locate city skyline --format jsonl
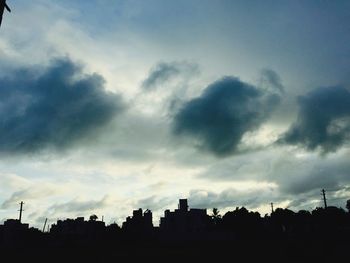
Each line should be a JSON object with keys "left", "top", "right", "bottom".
{"left": 2, "top": 197, "right": 348, "bottom": 231}
{"left": 0, "top": 0, "right": 350, "bottom": 229}
{"left": 1, "top": 188, "right": 346, "bottom": 228}
{"left": 2, "top": 197, "right": 349, "bottom": 262}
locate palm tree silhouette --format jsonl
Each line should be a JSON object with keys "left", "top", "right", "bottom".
{"left": 0, "top": 0, "right": 11, "bottom": 28}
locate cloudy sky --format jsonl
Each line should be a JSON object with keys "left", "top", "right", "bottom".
{"left": 0, "top": 0, "right": 350, "bottom": 227}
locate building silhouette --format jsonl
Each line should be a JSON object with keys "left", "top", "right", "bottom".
{"left": 160, "top": 199, "right": 210, "bottom": 233}
{"left": 50, "top": 217, "right": 105, "bottom": 236}
{"left": 122, "top": 208, "right": 153, "bottom": 233}
{"left": 0, "top": 219, "right": 43, "bottom": 249}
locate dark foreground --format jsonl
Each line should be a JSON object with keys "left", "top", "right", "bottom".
{"left": 1, "top": 204, "right": 349, "bottom": 262}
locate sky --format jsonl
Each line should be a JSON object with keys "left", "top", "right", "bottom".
{"left": 0, "top": 0, "right": 350, "bottom": 228}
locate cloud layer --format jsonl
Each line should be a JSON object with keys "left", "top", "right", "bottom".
{"left": 142, "top": 61, "right": 199, "bottom": 90}
{"left": 173, "top": 76, "right": 281, "bottom": 156}
{"left": 280, "top": 86, "right": 350, "bottom": 153}
{"left": 0, "top": 58, "right": 124, "bottom": 154}
{"left": 49, "top": 196, "right": 110, "bottom": 214}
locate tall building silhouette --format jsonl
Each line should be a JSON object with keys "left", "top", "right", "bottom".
{"left": 122, "top": 208, "right": 153, "bottom": 232}
{"left": 160, "top": 199, "right": 210, "bottom": 233}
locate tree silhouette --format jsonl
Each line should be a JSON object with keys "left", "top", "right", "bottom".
{"left": 346, "top": 199, "right": 350, "bottom": 212}
{"left": 211, "top": 208, "right": 222, "bottom": 226}
{"left": 0, "top": 1, "right": 11, "bottom": 28}
{"left": 89, "top": 214, "right": 98, "bottom": 221}
{"left": 211, "top": 208, "right": 221, "bottom": 218}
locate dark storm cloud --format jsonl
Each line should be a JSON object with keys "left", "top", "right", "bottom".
{"left": 0, "top": 58, "right": 125, "bottom": 154}
{"left": 260, "top": 69, "right": 284, "bottom": 93}
{"left": 280, "top": 86, "right": 350, "bottom": 153}
{"left": 142, "top": 61, "right": 199, "bottom": 90}
{"left": 173, "top": 77, "right": 281, "bottom": 156}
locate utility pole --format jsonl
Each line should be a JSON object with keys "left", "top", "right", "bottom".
{"left": 18, "top": 201, "right": 24, "bottom": 223}
{"left": 42, "top": 218, "right": 48, "bottom": 232}
{"left": 321, "top": 189, "right": 328, "bottom": 209}
{"left": 270, "top": 202, "right": 274, "bottom": 214}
